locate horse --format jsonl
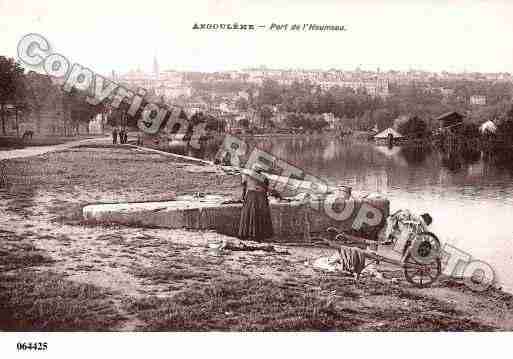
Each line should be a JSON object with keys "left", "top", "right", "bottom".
{"left": 22, "top": 130, "right": 34, "bottom": 141}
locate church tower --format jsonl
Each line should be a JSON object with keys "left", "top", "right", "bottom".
{"left": 153, "top": 55, "right": 160, "bottom": 80}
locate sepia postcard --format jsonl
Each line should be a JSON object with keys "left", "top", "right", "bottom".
{"left": 1, "top": 0, "right": 513, "bottom": 357}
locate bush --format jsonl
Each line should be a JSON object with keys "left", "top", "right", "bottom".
{"left": 461, "top": 122, "right": 480, "bottom": 139}
{"left": 396, "top": 116, "right": 429, "bottom": 139}
{"left": 498, "top": 106, "right": 513, "bottom": 142}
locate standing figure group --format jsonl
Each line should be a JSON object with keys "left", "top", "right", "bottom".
{"left": 120, "top": 127, "right": 128, "bottom": 144}
{"left": 112, "top": 127, "right": 128, "bottom": 145}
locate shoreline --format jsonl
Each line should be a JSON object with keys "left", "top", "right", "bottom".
{"left": 1, "top": 140, "right": 512, "bottom": 331}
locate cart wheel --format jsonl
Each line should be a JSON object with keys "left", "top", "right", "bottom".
{"left": 403, "top": 253, "right": 442, "bottom": 288}
{"left": 408, "top": 232, "right": 441, "bottom": 264}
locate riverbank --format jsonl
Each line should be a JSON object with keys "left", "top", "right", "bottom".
{"left": 0, "top": 135, "right": 102, "bottom": 151}
{"left": 239, "top": 132, "right": 336, "bottom": 139}
{"left": 1, "top": 143, "right": 513, "bottom": 331}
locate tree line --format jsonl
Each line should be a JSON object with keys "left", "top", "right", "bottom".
{"left": 250, "top": 78, "right": 513, "bottom": 140}
{"left": 0, "top": 56, "right": 106, "bottom": 137}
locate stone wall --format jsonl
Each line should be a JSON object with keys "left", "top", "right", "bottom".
{"left": 83, "top": 195, "right": 390, "bottom": 242}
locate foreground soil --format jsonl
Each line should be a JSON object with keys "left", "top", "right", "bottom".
{"left": 1, "top": 144, "right": 512, "bottom": 331}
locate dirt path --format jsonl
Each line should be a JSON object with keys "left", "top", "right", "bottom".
{"left": 0, "top": 136, "right": 111, "bottom": 160}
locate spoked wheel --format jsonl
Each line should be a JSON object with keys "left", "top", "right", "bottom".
{"left": 403, "top": 254, "right": 442, "bottom": 288}
{"left": 403, "top": 232, "right": 442, "bottom": 288}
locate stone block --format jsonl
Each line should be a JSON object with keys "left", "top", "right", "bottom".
{"left": 83, "top": 194, "right": 389, "bottom": 242}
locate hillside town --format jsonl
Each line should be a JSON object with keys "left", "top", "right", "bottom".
{"left": 3, "top": 55, "right": 513, "bottom": 147}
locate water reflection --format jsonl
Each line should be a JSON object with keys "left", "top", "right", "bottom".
{"left": 186, "top": 136, "right": 513, "bottom": 202}
{"left": 400, "top": 146, "right": 432, "bottom": 166}
{"left": 188, "top": 137, "right": 513, "bottom": 200}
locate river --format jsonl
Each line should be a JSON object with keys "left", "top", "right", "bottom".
{"left": 256, "top": 136, "right": 513, "bottom": 292}
{"left": 182, "top": 135, "right": 513, "bottom": 292}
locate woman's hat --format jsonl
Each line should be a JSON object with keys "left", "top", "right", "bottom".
{"left": 421, "top": 213, "right": 433, "bottom": 226}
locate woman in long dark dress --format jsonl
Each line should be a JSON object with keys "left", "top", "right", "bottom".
{"left": 238, "top": 165, "right": 274, "bottom": 242}
{"left": 112, "top": 127, "right": 118, "bottom": 144}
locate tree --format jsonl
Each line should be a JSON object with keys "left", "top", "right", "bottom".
{"left": 310, "top": 116, "right": 329, "bottom": 131}
{"left": 65, "top": 88, "right": 106, "bottom": 135}
{"left": 257, "top": 79, "right": 282, "bottom": 106}
{"left": 13, "top": 80, "right": 29, "bottom": 137}
{"left": 358, "top": 110, "right": 374, "bottom": 131}
{"left": 235, "top": 97, "right": 249, "bottom": 111}
{"left": 470, "top": 100, "right": 510, "bottom": 125}
{"left": 259, "top": 105, "right": 274, "bottom": 127}
{"left": 460, "top": 122, "right": 480, "bottom": 139}
{"left": 498, "top": 105, "right": 513, "bottom": 142}
{"left": 205, "top": 115, "right": 226, "bottom": 132}
{"left": 239, "top": 118, "right": 250, "bottom": 129}
{"left": 0, "top": 56, "right": 25, "bottom": 135}
{"left": 24, "top": 72, "right": 53, "bottom": 134}
{"left": 284, "top": 113, "right": 302, "bottom": 128}
{"left": 372, "top": 108, "right": 396, "bottom": 131}
{"left": 396, "top": 116, "right": 429, "bottom": 139}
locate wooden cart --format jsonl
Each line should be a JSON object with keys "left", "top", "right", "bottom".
{"left": 310, "top": 226, "right": 442, "bottom": 288}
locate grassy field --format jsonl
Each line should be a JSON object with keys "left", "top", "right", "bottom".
{"left": 1, "top": 144, "right": 513, "bottom": 331}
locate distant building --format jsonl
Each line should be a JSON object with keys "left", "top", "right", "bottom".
{"left": 237, "top": 91, "right": 250, "bottom": 101}
{"left": 435, "top": 111, "right": 464, "bottom": 132}
{"left": 470, "top": 95, "right": 486, "bottom": 106}
{"left": 321, "top": 112, "right": 340, "bottom": 130}
{"left": 440, "top": 88, "right": 455, "bottom": 99}
{"left": 153, "top": 56, "right": 160, "bottom": 80}
{"left": 222, "top": 113, "right": 238, "bottom": 132}
{"left": 155, "top": 85, "right": 192, "bottom": 99}
{"left": 319, "top": 78, "right": 389, "bottom": 98}
{"left": 184, "top": 101, "right": 208, "bottom": 116}
{"left": 218, "top": 102, "right": 230, "bottom": 113}
{"left": 115, "top": 61, "right": 188, "bottom": 98}
{"left": 374, "top": 128, "right": 404, "bottom": 140}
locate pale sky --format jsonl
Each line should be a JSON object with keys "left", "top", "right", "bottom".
{"left": 1, "top": 0, "right": 513, "bottom": 75}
